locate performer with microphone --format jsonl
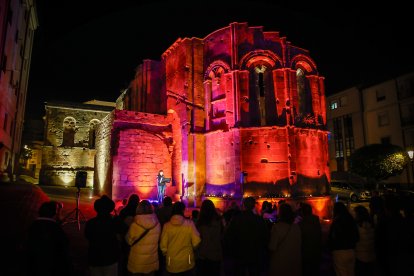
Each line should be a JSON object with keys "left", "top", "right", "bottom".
{"left": 157, "top": 170, "right": 171, "bottom": 204}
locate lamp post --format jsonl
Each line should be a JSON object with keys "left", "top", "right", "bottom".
{"left": 408, "top": 149, "right": 414, "bottom": 189}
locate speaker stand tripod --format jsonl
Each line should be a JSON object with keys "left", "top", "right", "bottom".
{"left": 62, "top": 186, "right": 87, "bottom": 231}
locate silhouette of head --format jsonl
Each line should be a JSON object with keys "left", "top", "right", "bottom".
{"left": 136, "top": 200, "right": 153, "bottom": 215}
{"left": 127, "top": 194, "right": 140, "bottom": 206}
{"left": 354, "top": 205, "right": 371, "bottom": 224}
{"left": 300, "top": 202, "right": 313, "bottom": 217}
{"left": 94, "top": 195, "right": 115, "bottom": 215}
{"left": 38, "top": 201, "right": 58, "bottom": 218}
{"left": 172, "top": 201, "right": 186, "bottom": 216}
{"left": 199, "top": 199, "right": 218, "bottom": 223}
{"left": 163, "top": 196, "right": 173, "bottom": 207}
{"left": 278, "top": 203, "right": 295, "bottom": 224}
{"left": 333, "top": 202, "right": 349, "bottom": 218}
{"left": 242, "top": 196, "right": 256, "bottom": 211}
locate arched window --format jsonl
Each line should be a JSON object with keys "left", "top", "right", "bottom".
{"left": 296, "top": 68, "right": 312, "bottom": 115}
{"left": 89, "top": 119, "right": 100, "bottom": 149}
{"left": 246, "top": 62, "right": 277, "bottom": 127}
{"left": 204, "top": 62, "right": 230, "bottom": 131}
{"left": 208, "top": 66, "right": 226, "bottom": 101}
{"left": 61, "top": 117, "right": 76, "bottom": 147}
{"left": 255, "top": 65, "right": 267, "bottom": 126}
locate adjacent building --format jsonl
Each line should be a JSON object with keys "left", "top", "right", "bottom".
{"left": 40, "top": 100, "right": 115, "bottom": 187}
{"left": 327, "top": 72, "right": 414, "bottom": 184}
{"left": 20, "top": 118, "right": 43, "bottom": 178}
{"left": 0, "top": 0, "right": 38, "bottom": 179}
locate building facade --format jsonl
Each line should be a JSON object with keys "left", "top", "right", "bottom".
{"left": 40, "top": 100, "right": 115, "bottom": 187}
{"left": 0, "top": 0, "right": 37, "bottom": 179}
{"left": 96, "top": 22, "right": 331, "bottom": 214}
{"left": 327, "top": 72, "right": 414, "bottom": 184}
{"left": 20, "top": 118, "right": 43, "bottom": 178}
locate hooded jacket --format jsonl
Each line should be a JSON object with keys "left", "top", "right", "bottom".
{"left": 125, "top": 213, "right": 161, "bottom": 274}
{"left": 160, "top": 214, "right": 201, "bottom": 273}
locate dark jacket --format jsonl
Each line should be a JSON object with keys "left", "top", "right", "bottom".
{"left": 84, "top": 213, "right": 121, "bottom": 266}
{"left": 26, "top": 218, "right": 73, "bottom": 276}
{"left": 196, "top": 218, "right": 224, "bottom": 261}
{"left": 328, "top": 215, "right": 359, "bottom": 251}
{"left": 223, "top": 210, "right": 269, "bottom": 263}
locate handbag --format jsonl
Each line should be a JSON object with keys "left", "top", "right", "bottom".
{"left": 275, "top": 224, "right": 292, "bottom": 251}
{"left": 130, "top": 223, "right": 158, "bottom": 247}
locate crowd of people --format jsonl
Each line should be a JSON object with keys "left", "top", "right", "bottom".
{"left": 23, "top": 190, "right": 414, "bottom": 276}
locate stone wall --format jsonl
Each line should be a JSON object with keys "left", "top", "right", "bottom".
{"left": 109, "top": 110, "right": 178, "bottom": 201}
{"left": 40, "top": 103, "right": 112, "bottom": 187}
{"left": 94, "top": 112, "right": 114, "bottom": 195}
{"left": 40, "top": 146, "right": 95, "bottom": 187}
{"left": 44, "top": 106, "right": 110, "bottom": 147}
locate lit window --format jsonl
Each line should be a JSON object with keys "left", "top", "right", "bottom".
{"left": 331, "top": 101, "right": 338, "bottom": 110}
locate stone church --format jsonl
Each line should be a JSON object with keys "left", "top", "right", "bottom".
{"left": 94, "top": 22, "right": 331, "bottom": 213}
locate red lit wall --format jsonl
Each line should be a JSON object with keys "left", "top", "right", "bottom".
{"left": 113, "top": 22, "right": 331, "bottom": 209}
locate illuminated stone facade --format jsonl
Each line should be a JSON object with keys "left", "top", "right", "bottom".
{"left": 99, "top": 22, "right": 331, "bottom": 216}
{"left": 40, "top": 101, "right": 114, "bottom": 187}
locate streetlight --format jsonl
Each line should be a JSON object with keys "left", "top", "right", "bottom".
{"left": 408, "top": 149, "right": 414, "bottom": 188}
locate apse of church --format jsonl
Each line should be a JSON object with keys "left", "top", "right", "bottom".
{"left": 98, "top": 22, "right": 330, "bottom": 214}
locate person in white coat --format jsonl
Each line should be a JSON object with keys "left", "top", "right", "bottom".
{"left": 126, "top": 200, "right": 161, "bottom": 276}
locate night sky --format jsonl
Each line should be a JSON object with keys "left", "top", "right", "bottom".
{"left": 26, "top": 0, "right": 414, "bottom": 120}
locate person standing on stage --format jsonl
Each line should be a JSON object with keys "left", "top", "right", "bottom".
{"left": 157, "top": 170, "right": 166, "bottom": 204}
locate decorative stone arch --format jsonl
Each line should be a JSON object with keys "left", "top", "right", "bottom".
{"left": 204, "top": 61, "right": 231, "bottom": 130}
{"left": 290, "top": 55, "right": 317, "bottom": 122}
{"left": 290, "top": 54, "right": 318, "bottom": 74}
{"left": 239, "top": 50, "right": 282, "bottom": 70}
{"left": 88, "top": 119, "right": 101, "bottom": 148}
{"left": 111, "top": 124, "right": 174, "bottom": 156}
{"left": 204, "top": 60, "right": 231, "bottom": 80}
{"left": 61, "top": 116, "right": 76, "bottom": 147}
{"left": 239, "top": 50, "right": 281, "bottom": 126}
